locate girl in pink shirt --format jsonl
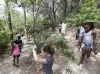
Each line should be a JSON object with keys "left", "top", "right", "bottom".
{"left": 11, "top": 36, "right": 22, "bottom": 67}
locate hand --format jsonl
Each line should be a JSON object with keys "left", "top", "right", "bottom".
{"left": 33, "top": 45, "right": 37, "bottom": 50}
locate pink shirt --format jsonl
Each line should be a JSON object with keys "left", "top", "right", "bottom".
{"left": 12, "top": 44, "right": 20, "bottom": 56}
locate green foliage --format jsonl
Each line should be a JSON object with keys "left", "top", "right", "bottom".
{"left": 41, "top": 17, "right": 50, "bottom": 24}
{"left": 46, "top": 35, "right": 74, "bottom": 60}
{"left": 64, "top": 49, "right": 74, "bottom": 60}
{"left": 54, "top": 35, "right": 68, "bottom": 51}
{"left": 0, "top": 19, "right": 11, "bottom": 49}
{"left": 34, "top": 29, "right": 52, "bottom": 54}
{"left": 66, "top": 0, "right": 100, "bottom": 26}
{"left": 66, "top": 68, "right": 72, "bottom": 74}
{"left": 0, "top": 30, "right": 11, "bottom": 48}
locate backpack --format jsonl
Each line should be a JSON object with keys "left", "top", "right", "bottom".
{"left": 12, "top": 44, "right": 20, "bottom": 56}
{"left": 76, "top": 26, "right": 81, "bottom": 40}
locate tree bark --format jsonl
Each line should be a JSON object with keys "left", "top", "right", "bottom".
{"left": 8, "top": 12, "right": 13, "bottom": 41}
{"left": 51, "top": 0, "right": 57, "bottom": 31}
{"left": 23, "top": 6, "right": 28, "bottom": 41}
{"left": 21, "top": 2, "right": 28, "bottom": 41}
{"left": 63, "top": 0, "right": 67, "bottom": 19}
{"left": 29, "top": 0, "right": 36, "bottom": 42}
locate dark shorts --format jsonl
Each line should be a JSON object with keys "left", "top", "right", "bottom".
{"left": 13, "top": 54, "right": 20, "bottom": 58}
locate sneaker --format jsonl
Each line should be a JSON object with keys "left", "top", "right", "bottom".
{"left": 16, "top": 64, "right": 19, "bottom": 67}
{"left": 13, "top": 63, "right": 16, "bottom": 66}
{"left": 86, "top": 57, "right": 89, "bottom": 63}
{"left": 79, "top": 64, "right": 83, "bottom": 70}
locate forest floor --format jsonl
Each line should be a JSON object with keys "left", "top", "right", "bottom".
{"left": 0, "top": 27, "right": 100, "bottom": 74}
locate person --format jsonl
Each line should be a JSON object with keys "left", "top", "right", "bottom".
{"left": 58, "top": 22, "right": 62, "bottom": 33}
{"left": 16, "top": 32, "right": 21, "bottom": 40}
{"left": 13, "top": 36, "right": 22, "bottom": 53}
{"left": 21, "top": 34, "right": 25, "bottom": 48}
{"left": 32, "top": 45, "right": 55, "bottom": 74}
{"left": 11, "top": 36, "right": 22, "bottom": 67}
{"left": 76, "top": 22, "right": 85, "bottom": 51}
{"left": 79, "top": 22, "right": 97, "bottom": 70}
{"left": 61, "top": 21, "right": 67, "bottom": 34}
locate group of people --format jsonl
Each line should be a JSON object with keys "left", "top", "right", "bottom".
{"left": 11, "top": 32, "right": 54, "bottom": 74}
{"left": 11, "top": 32, "right": 24, "bottom": 67}
{"left": 76, "top": 22, "right": 97, "bottom": 70}
{"left": 10, "top": 22, "right": 97, "bottom": 74}
{"left": 58, "top": 22, "right": 67, "bottom": 33}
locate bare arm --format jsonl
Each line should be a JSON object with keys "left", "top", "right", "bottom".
{"left": 92, "top": 30, "right": 97, "bottom": 50}
{"left": 76, "top": 28, "right": 79, "bottom": 35}
{"left": 32, "top": 47, "right": 47, "bottom": 64}
{"left": 11, "top": 45, "right": 15, "bottom": 55}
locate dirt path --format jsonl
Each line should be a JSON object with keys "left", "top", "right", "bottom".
{"left": 0, "top": 27, "right": 100, "bottom": 74}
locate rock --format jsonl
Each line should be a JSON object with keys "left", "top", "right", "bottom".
{"left": 52, "top": 64, "right": 59, "bottom": 72}
{"left": 62, "top": 69, "right": 67, "bottom": 74}
{"left": 90, "top": 57, "right": 96, "bottom": 61}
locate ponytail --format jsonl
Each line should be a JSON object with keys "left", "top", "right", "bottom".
{"left": 43, "top": 45, "right": 55, "bottom": 56}
{"left": 51, "top": 47, "right": 55, "bottom": 56}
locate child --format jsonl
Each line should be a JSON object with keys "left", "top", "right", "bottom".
{"left": 21, "top": 34, "right": 24, "bottom": 48}
{"left": 76, "top": 22, "right": 85, "bottom": 51}
{"left": 16, "top": 32, "right": 21, "bottom": 40}
{"left": 11, "top": 43, "right": 20, "bottom": 67}
{"left": 79, "top": 22, "right": 97, "bottom": 70}
{"left": 11, "top": 36, "right": 22, "bottom": 67}
{"left": 15, "top": 36, "right": 22, "bottom": 53}
{"left": 58, "top": 22, "right": 62, "bottom": 33}
{"left": 32, "top": 45, "right": 55, "bottom": 74}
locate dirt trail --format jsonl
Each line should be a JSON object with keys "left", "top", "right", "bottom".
{"left": 0, "top": 27, "right": 100, "bottom": 74}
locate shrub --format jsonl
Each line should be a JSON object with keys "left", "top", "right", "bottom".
{"left": 34, "top": 29, "right": 52, "bottom": 54}
{"left": 0, "top": 30, "right": 11, "bottom": 56}
{"left": 0, "top": 30, "right": 11, "bottom": 48}
{"left": 54, "top": 35, "right": 68, "bottom": 51}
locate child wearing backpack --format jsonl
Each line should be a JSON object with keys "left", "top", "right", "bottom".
{"left": 11, "top": 36, "right": 22, "bottom": 67}
{"left": 32, "top": 45, "right": 55, "bottom": 74}
{"left": 79, "top": 22, "right": 97, "bottom": 70}
{"left": 76, "top": 22, "right": 85, "bottom": 51}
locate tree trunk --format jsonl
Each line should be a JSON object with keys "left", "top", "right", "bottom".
{"left": 52, "top": 0, "right": 56, "bottom": 31}
{"left": 29, "top": 0, "right": 36, "bottom": 42}
{"left": 63, "top": 0, "right": 67, "bottom": 19}
{"left": 53, "top": 0, "right": 56, "bottom": 23}
{"left": 4, "top": 0, "right": 13, "bottom": 46}
{"left": 8, "top": 12, "right": 13, "bottom": 41}
{"left": 23, "top": 7, "right": 28, "bottom": 41}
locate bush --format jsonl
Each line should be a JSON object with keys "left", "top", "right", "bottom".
{"left": 34, "top": 29, "right": 52, "bottom": 54}
{"left": 0, "top": 30, "right": 11, "bottom": 48}
{"left": 48, "top": 35, "right": 74, "bottom": 60}
{"left": 66, "top": 0, "right": 100, "bottom": 26}
{"left": 54, "top": 35, "right": 68, "bottom": 51}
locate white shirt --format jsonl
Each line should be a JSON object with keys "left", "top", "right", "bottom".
{"left": 21, "top": 37, "right": 24, "bottom": 43}
{"left": 79, "top": 26, "right": 85, "bottom": 36}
